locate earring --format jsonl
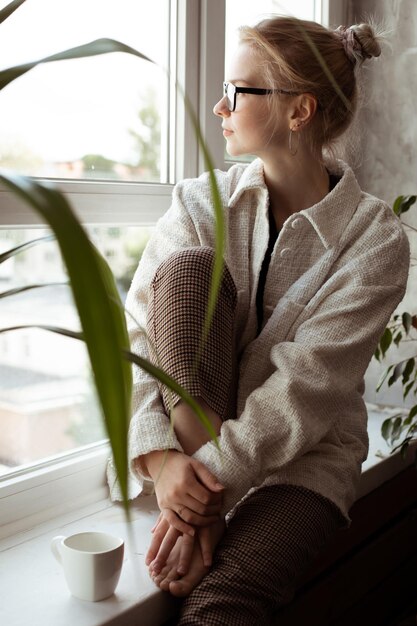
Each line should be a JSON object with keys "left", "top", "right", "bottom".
{"left": 288, "top": 125, "right": 301, "bottom": 156}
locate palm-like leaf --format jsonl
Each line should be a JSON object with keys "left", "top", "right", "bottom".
{"left": 0, "top": 0, "right": 26, "bottom": 24}
{"left": 0, "top": 282, "right": 67, "bottom": 299}
{"left": 0, "top": 235, "right": 54, "bottom": 263}
{"left": 0, "top": 38, "right": 154, "bottom": 91}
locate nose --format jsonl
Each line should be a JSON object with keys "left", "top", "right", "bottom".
{"left": 213, "top": 95, "right": 230, "bottom": 118}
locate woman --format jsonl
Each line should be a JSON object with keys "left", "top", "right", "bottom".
{"left": 113, "top": 15, "right": 410, "bottom": 624}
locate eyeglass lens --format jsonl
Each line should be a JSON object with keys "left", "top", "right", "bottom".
{"left": 224, "top": 83, "right": 235, "bottom": 111}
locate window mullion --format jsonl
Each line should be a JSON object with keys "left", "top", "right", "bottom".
{"left": 198, "top": 0, "right": 226, "bottom": 174}
{"left": 0, "top": 181, "right": 173, "bottom": 226}
{"left": 174, "top": 0, "right": 200, "bottom": 181}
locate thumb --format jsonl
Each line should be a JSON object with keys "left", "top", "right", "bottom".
{"left": 191, "top": 459, "right": 224, "bottom": 492}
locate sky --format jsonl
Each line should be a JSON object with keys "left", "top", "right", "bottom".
{"left": 0, "top": 0, "right": 169, "bottom": 166}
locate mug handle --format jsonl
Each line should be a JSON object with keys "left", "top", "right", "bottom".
{"left": 51, "top": 535, "right": 66, "bottom": 564}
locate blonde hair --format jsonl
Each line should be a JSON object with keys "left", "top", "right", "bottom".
{"left": 239, "top": 16, "right": 382, "bottom": 158}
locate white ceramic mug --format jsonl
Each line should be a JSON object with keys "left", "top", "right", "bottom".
{"left": 51, "top": 531, "right": 124, "bottom": 601}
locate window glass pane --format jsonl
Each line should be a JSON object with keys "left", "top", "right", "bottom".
{"left": 0, "top": 226, "right": 151, "bottom": 475}
{"left": 226, "top": 0, "right": 316, "bottom": 64}
{"left": 0, "top": 0, "right": 169, "bottom": 182}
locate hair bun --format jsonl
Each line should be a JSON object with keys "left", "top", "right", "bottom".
{"left": 336, "top": 23, "right": 382, "bottom": 65}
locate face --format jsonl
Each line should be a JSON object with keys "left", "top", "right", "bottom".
{"left": 213, "top": 43, "right": 291, "bottom": 158}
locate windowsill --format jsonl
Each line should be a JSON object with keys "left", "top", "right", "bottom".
{"left": 0, "top": 495, "right": 178, "bottom": 626}
{"left": 0, "top": 404, "right": 415, "bottom": 626}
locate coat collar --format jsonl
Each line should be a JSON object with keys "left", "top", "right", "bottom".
{"left": 228, "top": 157, "right": 362, "bottom": 250}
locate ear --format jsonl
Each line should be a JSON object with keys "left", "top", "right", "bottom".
{"left": 289, "top": 93, "right": 317, "bottom": 130}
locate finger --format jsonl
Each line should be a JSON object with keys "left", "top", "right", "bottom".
{"left": 151, "top": 527, "right": 180, "bottom": 575}
{"left": 198, "top": 526, "right": 214, "bottom": 567}
{"left": 178, "top": 507, "right": 221, "bottom": 527}
{"left": 146, "top": 516, "right": 170, "bottom": 565}
{"left": 181, "top": 493, "right": 223, "bottom": 517}
{"left": 151, "top": 512, "right": 163, "bottom": 533}
{"left": 177, "top": 533, "right": 195, "bottom": 576}
{"left": 163, "top": 508, "right": 195, "bottom": 536}
{"left": 191, "top": 459, "right": 224, "bottom": 493}
{"left": 185, "top": 477, "right": 224, "bottom": 509}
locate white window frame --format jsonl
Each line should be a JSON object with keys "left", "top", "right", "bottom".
{"left": 0, "top": 0, "right": 346, "bottom": 538}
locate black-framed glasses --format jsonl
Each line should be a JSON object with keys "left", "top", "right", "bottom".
{"left": 223, "top": 81, "right": 298, "bottom": 112}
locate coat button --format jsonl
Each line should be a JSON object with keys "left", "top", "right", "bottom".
{"left": 280, "top": 247, "right": 291, "bottom": 258}
{"left": 291, "top": 218, "right": 302, "bottom": 229}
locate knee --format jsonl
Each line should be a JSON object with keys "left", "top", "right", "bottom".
{"left": 151, "top": 247, "right": 237, "bottom": 307}
{"left": 152, "top": 246, "right": 215, "bottom": 283}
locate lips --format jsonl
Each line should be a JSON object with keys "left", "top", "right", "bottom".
{"left": 222, "top": 128, "right": 233, "bottom": 136}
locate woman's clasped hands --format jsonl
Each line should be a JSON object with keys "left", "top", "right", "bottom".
{"left": 142, "top": 450, "right": 226, "bottom": 595}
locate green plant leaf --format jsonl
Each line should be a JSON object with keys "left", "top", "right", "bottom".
{"left": 404, "top": 380, "right": 414, "bottom": 399}
{"left": 405, "top": 404, "right": 417, "bottom": 425}
{"left": 379, "top": 327, "right": 392, "bottom": 358}
{"left": 400, "top": 195, "right": 417, "bottom": 214}
{"left": 0, "top": 282, "right": 67, "bottom": 299}
{"left": 402, "top": 358, "right": 415, "bottom": 385}
{"left": 393, "top": 331, "right": 403, "bottom": 347}
{"left": 381, "top": 417, "right": 393, "bottom": 442}
{"left": 400, "top": 440, "right": 409, "bottom": 460}
{"left": 388, "top": 361, "right": 406, "bottom": 386}
{"left": 0, "top": 235, "right": 54, "bottom": 263}
{"left": 391, "top": 415, "right": 404, "bottom": 444}
{"left": 124, "top": 349, "right": 220, "bottom": 449}
{"left": 0, "top": 38, "right": 154, "bottom": 91}
{"left": 376, "top": 364, "right": 394, "bottom": 392}
{"left": 374, "top": 346, "right": 380, "bottom": 362}
{"left": 0, "top": 171, "right": 132, "bottom": 513}
{"left": 180, "top": 91, "right": 225, "bottom": 364}
{"left": 0, "top": 323, "right": 83, "bottom": 340}
{"left": 393, "top": 195, "right": 417, "bottom": 216}
{"left": 393, "top": 196, "right": 404, "bottom": 216}
{"left": 0, "top": 0, "right": 26, "bottom": 24}
{"left": 402, "top": 312, "right": 412, "bottom": 334}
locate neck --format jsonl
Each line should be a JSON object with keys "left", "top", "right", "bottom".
{"left": 262, "top": 148, "right": 330, "bottom": 230}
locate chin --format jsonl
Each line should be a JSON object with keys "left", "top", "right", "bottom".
{"left": 225, "top": 143, "right": 245, "bottom": 158}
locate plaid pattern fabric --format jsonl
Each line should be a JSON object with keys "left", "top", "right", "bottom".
{"left": 147, "top": 246, "right": 238, "bottom": 421}
{"left": 177, "top": 484, "right": 342, "bottom": 625}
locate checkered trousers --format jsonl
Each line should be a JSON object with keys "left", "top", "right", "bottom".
{"left": 147, "top": 246, "right": 238, "bottom": 421}
{"left": 178, "top": 484, "right": 342, "bottom": 625}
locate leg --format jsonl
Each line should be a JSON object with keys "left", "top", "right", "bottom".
{"left": 177, "top": 484, "right": 343, "bottom": 626}
{"left": 145, "top": 247, "right": 238, "bottom": 582}
{"left": 147, "top": 246, "right": 238, "bottom": 428}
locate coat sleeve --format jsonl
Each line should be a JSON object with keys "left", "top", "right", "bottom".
{"left": 108, "top": 183, "right": 201, "bottom": 500}
{"left": 193, "top": 226, "right": 410, "bottom": 515}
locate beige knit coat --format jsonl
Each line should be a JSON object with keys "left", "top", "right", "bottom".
{"left": 108, "top": 158, "right": 410, "bottom": 522}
